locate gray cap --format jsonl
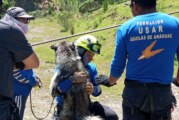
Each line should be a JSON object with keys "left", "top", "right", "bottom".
{"left": 6, "top": 7, "right": 35, "bottom": 20}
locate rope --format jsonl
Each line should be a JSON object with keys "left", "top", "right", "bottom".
{"left": 31, "top": 11, "right": 179, "bottom": 47}
{"left": 29, "top": 91, "right": 54, "bottom": 120}
{"left": 168, "top": 11, "right": 179, "bottom": 15}
{"left": 31, "top": 24, "right": 120, "bottom": 46}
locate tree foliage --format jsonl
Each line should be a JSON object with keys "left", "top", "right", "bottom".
{"left": 79, "top": 0, "right": 100, "bottom": 13}
{"left": 15, "top": 0, "right": 37, "bottom": 11}
{"left": 50, "top": 0, "right": 126, "bottom": 14}
{"left": 57, "top": 11, "right": 74, "bottom": 33}
{"left": 0, "top": 0, "right": 15, "bottom": 18}
{"left": 0, "top": 0, "right": 128, "bottom": 34}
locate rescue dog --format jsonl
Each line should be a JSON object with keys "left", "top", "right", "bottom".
{"left": 49, "top": 41, "right": 103, "bottom": 120}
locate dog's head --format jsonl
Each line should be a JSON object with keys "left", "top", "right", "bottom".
{"left": 51, "top": 41, "right": 76, "bottom": 52}
{"left": 51, "top": 41, "right": 80, "bottom": 64}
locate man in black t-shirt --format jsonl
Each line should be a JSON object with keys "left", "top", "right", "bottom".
{"left": 0, "top": 7, "right": 39, "bottom": 120}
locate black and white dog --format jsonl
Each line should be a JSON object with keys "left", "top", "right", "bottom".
{"left": 49, "top": 41, "right": 102, "bottom": 120}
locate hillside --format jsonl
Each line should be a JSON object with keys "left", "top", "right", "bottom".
{"left": 23, "top": 0, "right": 179, "bottom": 119}
{"left": 27, "top": 0, "right": 179, "bottom": 88}
{"left": 29, "top": 0, "right": 179, "bottom": 66}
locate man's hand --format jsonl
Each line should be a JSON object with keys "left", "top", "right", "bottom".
{"left": 173, "top": 78, "right": 179, "bottom": 87}
{"left": 71, "top": 71, "right": 88, "bottom": 83}
{"left": 85, "top": 81, "right": 94, "bottom": 95}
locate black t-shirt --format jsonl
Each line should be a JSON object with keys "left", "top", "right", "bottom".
{"left": 0, "top": 21, "right": 33, "bottom": 98}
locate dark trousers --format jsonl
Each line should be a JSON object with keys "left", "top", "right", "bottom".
{"left": 89, "top": 101, "right": 119, "bottom": 120}
{"left": 122, "top": 79, "right": 173, "bottom": 120}
{"left": 0, "top": 96, "right": 12, "bottom": 120}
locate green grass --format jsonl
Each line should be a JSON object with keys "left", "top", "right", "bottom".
{"left": 28, "top": 0, "right": 179, "bottom": 99}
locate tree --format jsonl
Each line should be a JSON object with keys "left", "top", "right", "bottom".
{"left": 14, "top": 0, "right": 39, "bottom": 11}
{"left": 0, "top": 0, "right": 15, "bottom": 17}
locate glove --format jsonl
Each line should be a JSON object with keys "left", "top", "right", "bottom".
{"left": 173, "top": 79, "right": 179, "bottom": 87}
{"left": 96, "top": 74, "right": 115, "bottom": 87}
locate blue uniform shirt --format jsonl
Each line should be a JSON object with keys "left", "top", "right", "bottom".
{"left": 13, "top": 69, "right": 38, "bottom": 96}
{"left": 110, "top": 12, "right": 179, "bottom": 84}
{"left": 56, "top": 62, "right": 101, "bottom": 106}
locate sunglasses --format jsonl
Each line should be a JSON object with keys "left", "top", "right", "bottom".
{"left": 16, "top": 18, "right": 30, "bottom": 24}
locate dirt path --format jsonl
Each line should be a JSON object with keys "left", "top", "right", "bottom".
{"left": 23, "top": 84, "right": 179, "bottom": 120}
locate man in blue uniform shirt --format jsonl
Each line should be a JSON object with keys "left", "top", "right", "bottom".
{"left": 107, "top": 0, "right": 179, "bottom": 120}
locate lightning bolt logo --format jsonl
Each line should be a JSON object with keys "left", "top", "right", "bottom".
{"left": 138, "top": 40, "right": 164, "bottom": 60}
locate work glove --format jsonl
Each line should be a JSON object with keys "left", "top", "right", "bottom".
{"left": 173, "top": 78, "right": 179, "bottom": 87}
{"left": 96, "top": 74, "right": 115, "bottom": 87}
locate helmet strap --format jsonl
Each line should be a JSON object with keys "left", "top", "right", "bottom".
{"left": 77, "top": 47, "right": 86, "bottom": 57}
{"left": 81, "top": 54, "right": 89, "bottom": 66}
{"left": 77, "top": 47, "right": 87, "bottom": 65}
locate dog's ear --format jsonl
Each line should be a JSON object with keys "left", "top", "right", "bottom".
{"left": 51, "top": 44, "right": 58, "bottom": 51}
{"left": 70, "top": 42, "right": 76, "bottom": 51}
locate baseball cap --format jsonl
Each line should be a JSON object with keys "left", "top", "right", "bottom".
{"left": 6, "top": 7, "right": 35, "bottom": 20}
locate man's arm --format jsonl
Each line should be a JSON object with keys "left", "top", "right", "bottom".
{"left": 9, "top": 25, "right": 39, "bottom": 70}
{"left": 23, "top": 52, "right": 39, "bottom": 69}
{"left": 108, "top": 29, "right": 126, "bottom": 86}
{"left": 14, "top": 52, "right": 39, "bottom": 70}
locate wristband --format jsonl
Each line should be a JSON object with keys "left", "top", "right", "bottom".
{"left": 15, "top": 62, "right": 25, "bottom": 70}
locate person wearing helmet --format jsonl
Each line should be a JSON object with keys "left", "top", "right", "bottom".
{"left": 1, "top": 7, "right": 41, "bottom": 120}
{"left": 52, "top": 35, "right": 118, "bottom": 120}
{"left": 75, "top": 34, "right": 101, "bottom": 65}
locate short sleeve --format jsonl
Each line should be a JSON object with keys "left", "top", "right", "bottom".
{"left": 8, "top": 25, "right": 33, "bottom": 62}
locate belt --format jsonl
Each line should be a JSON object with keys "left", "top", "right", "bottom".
{"left": 125, "top": 79, "right": 171, "bottom": 88}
